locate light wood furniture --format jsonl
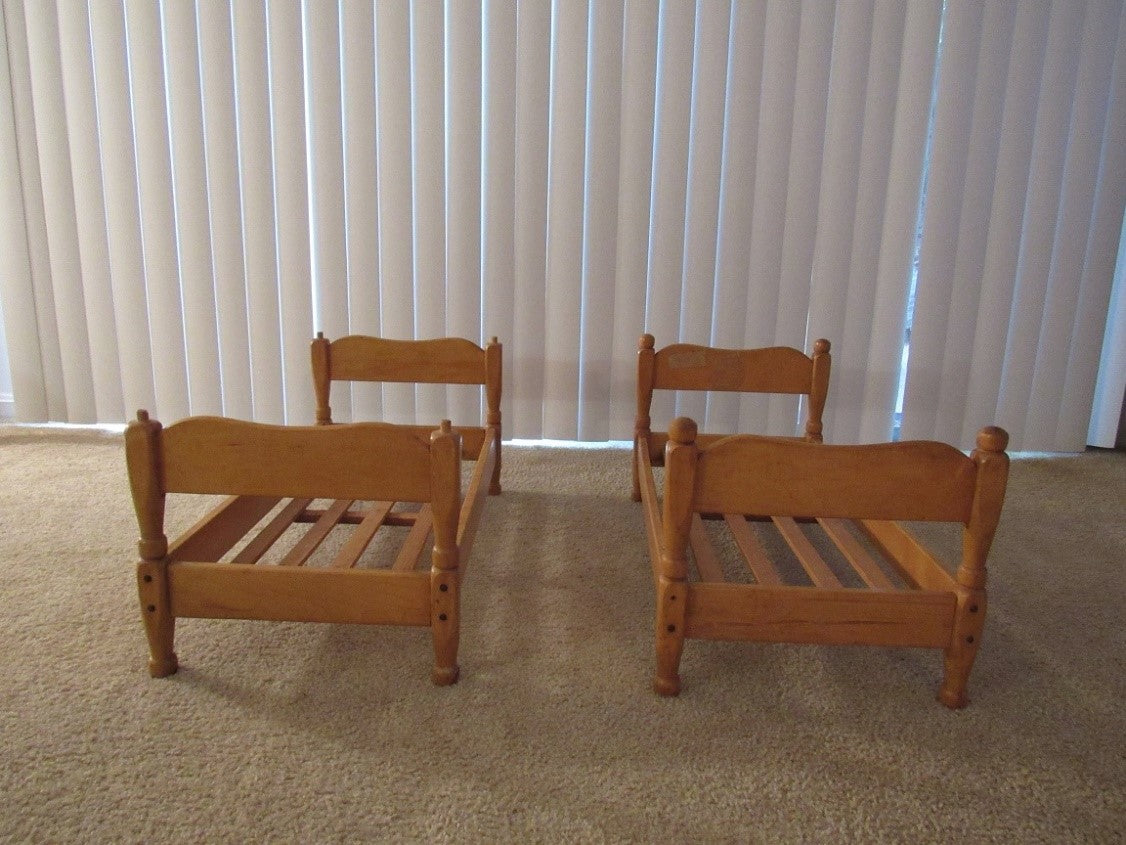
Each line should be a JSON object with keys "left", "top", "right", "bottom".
{"left": 128, "top": 334, "right": 503, "bottom": 685}
{"left": 312, "top": 334, "right": 502, "bottom": 495}
{"left": 638, "top": 417, "right": 1010, "bottom": 708}
{"left": 128, "top": 413, "right": 495, "bottom": 685}
{"left": 632, "top": 334, "right": 830, "bottom": 501}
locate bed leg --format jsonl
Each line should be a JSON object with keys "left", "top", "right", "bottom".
{"left": 137, "top": 560, "right": 178, "bottom": 677}
{"left": 430, "top": 571, "right": 460, "bottom": 685}
{"left": 631, "top": 441, "right": 642, "bottom": 503}
{"left": 938, "top": 588, "right": 986, "bottom": 709}
{"left": 654, "top": 577, "right": 687, "bottom": 696}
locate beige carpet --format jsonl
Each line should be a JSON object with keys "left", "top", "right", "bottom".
{"left": 0, "top": 427, "right": 1122, "bottom": 842}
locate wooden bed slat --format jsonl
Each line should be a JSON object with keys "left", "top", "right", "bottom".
{"left": 279, "top": 499, "right": 353, "bottom": 567}
{"left": 684, "top": 582, "right": 955, "bottom": 648}
{"left": 818, "top": 518, "right": 897, "bottom": 590}
{"left": 297, "top": 507, "right": 421, "bottom": 526}
{"left": 772, "top": 517, "right": 843, "bottom": 589}
{"left": 168, "top": 562, "right": 431, "bottom": 626}
{"left": 168, "top": 495, "right": 281, "bottom": 563}
{"left": 231, "top": 498, "right": 314, "bottom": 564}
{"left": 393, "top": 505, "right": 434, "bottom": 572}
{"left": 857, "top": 519, "right": 957, "bottom": 592}
{"left": 724, "top": 514, "right": 782, "bottom": 585}
{"left": 329, "top": 501, "right": 395, "bottom": 569}
{"left": 689, "top": 514, "right": 725, "bottom": 582}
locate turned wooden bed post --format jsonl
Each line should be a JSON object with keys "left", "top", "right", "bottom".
{"left": 485, "top": 336, "right": 503, "bottom": 495}
{"left": 805, "top": 338, "right": 831, "bottom": 442}
{"left": 311, "top": 332, "right": 332, "bottom": 425}
{"left": 938, "top": 425, "right": 1010, "bottom": 709}
{"left": 633, "top": 334, "right": 657, "bottom": 502}
{"left": 654, "top": 417, "right": 697, "bottom": 696}
{"left": 126, "top": 411, "right": 178, "bottom": 677}
{"left": 429, "top": 420, "right": 463, "bottom": 686}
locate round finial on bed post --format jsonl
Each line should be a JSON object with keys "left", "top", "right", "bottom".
{"left": 976, "top": 426, "right": 1008, "bottom": 453}
{"left": 813, "top": 338, "right": 830, "bottom": 355}
{"left": 640, "top": 333, "right": 655, "bottom": 351}
{"left": 440, "top": 419, "right": 453, "bottom": 434}
{"left": 136, "top": 409, "right": 150, "bottom": 423}
{"left": 489, "top": 336, "right": 498, "bottom": 346}
{"left": 315, "top": 331, "right": 324, "bottom": 339}
{"left": 669, "top": 417, "right": 697, "bottom": 445}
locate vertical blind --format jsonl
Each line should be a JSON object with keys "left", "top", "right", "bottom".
{"left": 1, "top": 0, "right": 1123, "bottom": 451}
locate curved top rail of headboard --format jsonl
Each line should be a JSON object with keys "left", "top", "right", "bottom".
{"left": 652, "top": 342, "right": 821, "bottom": 394}
{"left": 323, "top": 335, "right": 488, "bottom": 385}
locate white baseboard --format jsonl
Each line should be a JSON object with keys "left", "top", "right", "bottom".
{"left": 0, "top": 393, "right": 13, "bottom": 420}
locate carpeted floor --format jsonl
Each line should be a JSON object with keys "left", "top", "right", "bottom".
{"left": 0, "top": 427, "right": 1122, "bottom": 842}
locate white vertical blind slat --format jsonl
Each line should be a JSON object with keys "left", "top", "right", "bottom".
{"left": 577, "top": 0, "right": 623, "bottom": 441}
{"left": 266, "top": 0, "right": 314, "bottom": 425}
{"left": 125, "top": 0, "right": 190, "bottom": 423}
{"left": 233, "top": 0, "right": 284, "bottom": 424}
{"left": 23, "top": 3, "right": 96, "bottom": 422}
{"left": 197, "top": 0, "right": 250, "bottom": 420}
{"left": 913, "top": 0, "right": 1017, "bottom": 446}
{"left": 608, "top": 0, "right": 658, "bottom": 438}
{"left": 162, "top": 0, "right": 222, "bottom": 418}
{"left": 646, "top": 0, "right": 695, "bottom": 432}
{"left": 482, "top": 0, "right": 517, "bottom": 436}
{"left": 960, "top": 3, "right": 1053, "bottom": 445}
{"left": 1027, "top": 0, "right": 1119, "bottom": 450}
{"left": 806, "top": 0, "right": 875, "bottom": 440}
{"left": 57, "top": 0, "right": 125, "bottom": 422}
{"left": 542, "top": 0, "right": 587, "bottom": 439}
{"left": 374, "top": 0, "right": 415, "bottom": 424}
{"left": 6, "top": 0, "right": 65, "bottom": 421}
{"left": 739, "top": 0, "right": 800, "bottom": 434}
{"left": 511, "top": 0, "right": 551, "bottom": 438}
{"left": 1070, "top": 4, "right": 1126, "bottom": 448}
{"left": 89, "top": 0, "right": 157, "bottom": 418}
{"left": 706, "top": 0, "right": 765, "bottom": 433}
{"left": 767, "top": 0, "right": 834, "bottom": 435}
{"left": 857, "top": 0, "right": 943, "bottom": 444}
{"left": 996, "top": 4, "right": 1086, "bottom": 449}
{"left": 900, "top": 0, "right": 988, "bottom": 443}
{"left": 675, "top": 0, "right": 730, "bottom": 429}
{"left": 410, "top": 1, "right": 446, "bottom": 424}
{"left": 818, "top": 0, "right": 906, "bottom": 444}
{"left": 342, "top": 0, "right": 382, "bottom": 421}
{"left": 445, "top": 0, "right": 483, "bottom": 429}
{"left": 305, "top": 1, "right": 350, "bottom": 420}
{"left": 0, "top": 1, "right": 48, "bottom": 422}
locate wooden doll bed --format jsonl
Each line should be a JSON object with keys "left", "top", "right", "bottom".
{"left": 127, "top": 336, "right": 501, "bottom": 686}
{"left": 637, "top": 417, "right": 1009, "bottom": 708}
{"left": 632, "top": 333, "right": 831, "bottom": 501}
